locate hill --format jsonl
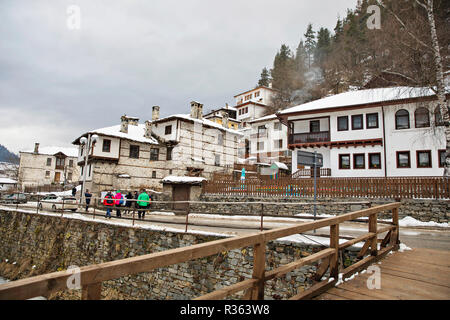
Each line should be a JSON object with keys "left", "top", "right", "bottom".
{"left": 0, "top": 144, "right": 19, "bottom": 164}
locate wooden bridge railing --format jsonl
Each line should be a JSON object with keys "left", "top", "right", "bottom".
{"left": 0, "top": 203, "right": 401, "bottom": 300}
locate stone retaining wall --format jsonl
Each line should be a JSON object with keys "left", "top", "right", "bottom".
{"left": 0, "top": 209, "right": 358, "bottom": 300}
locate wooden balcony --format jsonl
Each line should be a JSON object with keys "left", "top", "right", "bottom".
{"left": 292, "top": 168, "right": 331, "bottom": 178}
{"left": 289, "top": 131, "right": 330, "bottom": 145}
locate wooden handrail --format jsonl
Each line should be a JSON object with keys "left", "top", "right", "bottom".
{"left": 0, "top": 202, "right": 401, "bottom": 300}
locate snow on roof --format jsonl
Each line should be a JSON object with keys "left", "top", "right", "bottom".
{"left": 84, "top": 124, "right": 158, "bottom": 145}
{"left": 249, "top": 114, "right": 277, "bottom": 123}
{"left": 0, "top": 177, "right": 17, "bottom": 184}
{"left": 271, "top": 162, "right": 289, "bottom": 170}
{"left": 161, "top": 175, "right": 206, "bottom": 184}
{"left": 22, "top": 146, "right": 79, "bottom": 157}
{"left": 154, "top": 114, "right": 244, "bottom": 136}
{"left": 279, "top": 87, "right": 443, "bottom": 115}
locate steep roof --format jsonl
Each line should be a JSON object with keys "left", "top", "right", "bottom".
{"left": 21, "top": 146, "right": 79, "bottom": 157}
{"left": 73, "top": 124, "right": 159, "bottom": 145}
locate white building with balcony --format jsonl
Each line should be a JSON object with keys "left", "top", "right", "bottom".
{"left": 277, "top": 87, "right": 448, "bottom": 178}
{"left": 234, "top": 86, "right": 277, "bottom": 125}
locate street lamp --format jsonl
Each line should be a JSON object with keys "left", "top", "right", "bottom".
{"left": 79, "top": 133, "right": 98, "bottom": 205}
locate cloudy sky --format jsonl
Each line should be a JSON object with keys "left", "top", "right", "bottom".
{"left": 0, "top": 0, "right": 357, "bottom": 154}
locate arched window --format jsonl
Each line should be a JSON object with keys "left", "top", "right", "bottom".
{"left": 395, "top": 109, "right": 410, "bottom": 129}
{"left": 415, "top": 107, "right": 430, "bottom": 128}
{"left": 434, "top": 106, "right": 444, "bottom": 126}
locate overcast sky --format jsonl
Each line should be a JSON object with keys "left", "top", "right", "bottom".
{"left": 0, "top": 0, "right": 357, "bottom": 154}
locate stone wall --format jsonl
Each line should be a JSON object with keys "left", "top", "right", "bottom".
{"left": 0, "top": 209, "right": 358, "bottom": 300}
{"left": 184, "top": 195, "right": 449, "bottom": 223}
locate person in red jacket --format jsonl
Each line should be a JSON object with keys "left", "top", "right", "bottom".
{"left": 103, "top": 191, "right": 114, "bottom": 219}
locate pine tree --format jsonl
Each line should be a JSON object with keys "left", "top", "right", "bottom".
{"left": 257, "top": 67, "right": 271, "bottom": 87}
{"left": 314, "top": 27, "right": 331, "bottom": 68}
{"left": 304, "top": 23, "right": 316, "bottom": 69}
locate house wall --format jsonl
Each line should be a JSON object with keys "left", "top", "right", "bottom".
{"left": 289, "top": 100, "right": 446, "bottom": 177}
{"left": 250, "top": 119, "right": 288, "bottom": 163}
{"left": 18, "top": 153, "right": 80, "bottom": 188}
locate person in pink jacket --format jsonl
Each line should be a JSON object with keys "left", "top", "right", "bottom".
{"left": 114, "top": 190, "right": 123, "bottom": 217}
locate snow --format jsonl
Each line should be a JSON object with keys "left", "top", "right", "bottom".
{"left": 118, "top": 174, "right": 130, "bottom": 178}
{"left": 249, "top": 114, "right": 277, "bottom": 123}
{"left": 279, "top": 86, "right": 443, "bottom": 115}
{"left": 34, "top": 185, "right": 81, "bottom": 196}
{"left": 276, "top": 234, "right": 363, "bottom": 248}
{"left": 0, "top": 177, "right": 17, "bottom": 184}
{"left": 83, "top": 124, "right": 159, "bottom": 145}
{"left": 398, "top": 243, "right": 412, "bottom": 252}
{"left": 162, "top": 175, "right": 206, "bottom": 184}
{"left": 271, "top": 161, "right": 289, "bottom": 170}
{"left": 155, "top": 114, "right": 244, "bottom": 136}
{"left": 22, "top": 146, "right": 79, "bottom": 158}
{"left": 398, "top": 216, "right": 448, "bottom": 228}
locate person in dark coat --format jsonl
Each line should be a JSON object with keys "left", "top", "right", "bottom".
{"left": 85, "top": 189, "right": 92, "bottom": 212}
{"left": 124, "top": 192, "right": 133, "bottom": 215}
{"left": 133, "top": 191, "right": 139, "bottom": 209}
{"left": 72, "top": 186, "right": 77, "bottom": 197}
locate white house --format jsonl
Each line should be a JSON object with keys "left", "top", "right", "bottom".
{"left": 72, "top": 102, "right": 243, "bottom": 194}
{"left": 234, "top": 86, "right": 277, "bottom": 125}
{"left": 277, "top": 87, "right": 448, "bottom": 177}
{"left": 18, "top": 144, "right": 80, "bottom": 188}
{"left": 247, "top": 114, "right": 290, "bottom": 166}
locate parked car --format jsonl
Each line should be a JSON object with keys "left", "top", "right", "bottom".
{"left": 38, "top": 194, "right": 78, "bottom": 212}
{"left": 1, "top": 193, "right": 27, "bottom": 204}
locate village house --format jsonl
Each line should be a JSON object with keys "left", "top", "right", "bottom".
{"left": 18, "top": 144, "right": 80, "bottom": 188}
{"left": 277, "top": 87, "right": 448, "bottom": 178}
{"left": 234, "top": 85, "right": 277, "bottom": 126}
{"left": 72, "top": 102, "right": 243, "bottom": 195}
{"left": 247, "top": 114, "right": 291, "bottom": 167}
{"left": 203, "top": 104, "right": 241, "bottom": 130}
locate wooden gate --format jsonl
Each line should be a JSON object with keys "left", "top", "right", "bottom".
{"left": 172, "top": 185, "right": 190, "bottom": 211}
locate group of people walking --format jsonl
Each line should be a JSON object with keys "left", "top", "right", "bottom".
{"left": 102, "top": 189, "right": 152, "bottom": 220}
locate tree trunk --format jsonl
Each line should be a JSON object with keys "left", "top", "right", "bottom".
{"left": 425, "top": 0, "right": 450, "bottom": 177}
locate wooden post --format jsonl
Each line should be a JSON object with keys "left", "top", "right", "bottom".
{"left": 329, "top": 224, "right": 339, "bottom": 279}
{"left": 185, "top": 202, "right": 190, "bottom": 233}
{"left": 92, "top": 198, "right": 96, "bottom": 220}
{"left": 81, "top": 282, "right": 102, "bottom": 300}
{"left": 368, "top": 213, "right": 378, "bottom": 256}
{"left": 260, "top": 203, "right": 264, "bottom": 232}
{"left": 251, "top": 239, "right": 265, "bottom": 300}
{"left": 391, "top": 206, "right": 400, "bottom": 250}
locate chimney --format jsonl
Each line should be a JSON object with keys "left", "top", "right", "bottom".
{"left": 120, "top": 115, "right": 129, "bottom": 133}
{"left": 221, "top": 111, "right": 229, "bottom": 128}
{"left": 152, "top": 106, "right": 160, "bottom": 121}
{"left": 144, "top": 120, "right": 152, "bottom": 138}
{"left": 190, "top": 101, "right": 203, "bottom": 120}
{"left": 34, "top": 143, "right": 39, "bottom": 154}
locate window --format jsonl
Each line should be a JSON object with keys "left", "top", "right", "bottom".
{"left": 337, "top": 116, "right": 348, "bottom": 131}
{"left": 45, "top": 171, "right": 50, "bottom": 177}
{"left": 218, "top": 133, "right": 223, "bottom": 145}
{"left": 214, "top": 154, "right": 221, "bottom": 166}
{"left": 150, "top": 148, "right": 159, "bottom": 161}
{"left": 310, "top": 120, "right": 320, "bottom": 133}
{"left": 417, "top": 150, "right": 431, "bottom": 168}
{"left": 395, "top": 109, "right": 410, "bottom": 129}
{"left": 166, "top": 147, "right": 173, "bottom": 161}
{"left": 434, "top": 106, "right": 444, "bottom": 126}
{"left": 274, "top": 122, "right": 281, "bottom": 131}
{"left": 165, "top": 125, "right": 172, "bottom": 135}
{"left": 415, "top": 107, "right": 430, "bottom": 128}
{"left": 56, "top": 157, "right": 65, "bottom": 167}
{"left": 169, "top": 169, "right": 173, "bottom": 174}
{"left": 255, "top": 91, "right": 260, "bottom": 98}
{"left": 129, "top": 145, "right": 140, "bottom": 159}
{"left": 152, "top": 171, "right": 157, "bottom": 178}
{"left": 46, "top": 158, "right": 52, "bottom": 166}
{"left": 245, "top": 107, "right": 248, "bottom": 114}
{"left": 339, "top": 154, "right": 351, "bottom": 169}
{"left": 353, "top": 154, "right": 365, "bottom": 169}
{"left": 257, "top": 141, "right": 264, "bottom": 151}
{"left": 102, "top": 139, "right": 111, "bottom": 152}
{"left": 438, "top": 150, "right": 446, "bottom": 168}
{"left": 396, "top": 151, "right": 410, "bottom": 168}
{"left": 67, "top": 172, "right": 72, "bottom": 180}
{"left": 275, "top": 139, "right": 283, "bottom": 149}
{"left": 368, "top": 153, "right": 381, "bottom": 169}
{"left": 366, "top": 113, "right": 379, "bottom": 129}
{"left": 69, "top": 160, "right": 74, "bottom": 167}
{"left": 245, "top": 94, "right": 252, "bottom": 101}
{"left": 351, "top": 114, "right": 363, "bottom": 130}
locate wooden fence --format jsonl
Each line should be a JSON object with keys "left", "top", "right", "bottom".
{"left": 203, "top": 177, "right": 450, "bottom": 199}
{"left": 0, "top": 203, "right": 401, "bottom": 300}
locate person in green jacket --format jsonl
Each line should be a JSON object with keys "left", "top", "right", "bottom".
{"left": 137, "top": 189, "right": 150, "bottom": 220}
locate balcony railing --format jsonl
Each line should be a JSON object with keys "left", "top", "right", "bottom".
{"left": 250, "top": 131, "right": 268, "bottom": 139}
{"left": 292, "top": 168, "right": 331, "bottom": 178}
{"left": 289, "top": 131, "right": 330, "bottom": 145}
